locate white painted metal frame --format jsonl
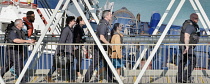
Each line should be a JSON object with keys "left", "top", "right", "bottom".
{"left": 30, "top": 0, "right": 71, "bottom": 67}
{"left": 134, "top": 0, "right": 186, "bottom": 84}
{"left": 83, "top": 0, "right": 99, "bottom": 24}
{"left": 194, "top": 0, "right": 210, "bottom": 31}
{"left": 49, "top": 0, "right": 70, "bottom": 34}
{"left": 72, "top": 0, "right": 123, "bottom": 83}
{"left": 132, "top": 0, "right": 176, "bottom": 70}
{"left": 15, "top": 0, "right": 66, "bottom": 83}
{"left": 189, "top": 0, "right": 210, "bottom": 35}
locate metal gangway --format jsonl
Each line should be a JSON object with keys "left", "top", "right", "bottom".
{"left": 0, "top": 0, "right": 210, "bottom": 84}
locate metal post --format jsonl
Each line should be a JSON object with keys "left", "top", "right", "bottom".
{"left": 49, "top": 0, "right": 70, "bottom": 34}
{"left": 132, "top": 0, "right": 176, "bottom": 70}
{"left": 134, "top": 0, "right": 185, "bottom": 84}
{"left": 194, "top": 0, "right": 210, "bottom": 31}
{"left": 189, "top": 0, "right": 210, "bottom": 35}
{"left": 83, "top": 0, "right": 99, "bottom": 24}
{"left": 72, "top": 0, "right": 123, "bottom": 83}
{"left": 15, "top": 0, "right": 65, "bottom": 84}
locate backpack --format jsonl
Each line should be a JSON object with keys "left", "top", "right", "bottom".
{"left": 4, "top": 21, "right": 14, "bottom": 43}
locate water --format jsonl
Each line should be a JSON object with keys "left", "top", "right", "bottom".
{"left": 98, "top": 0, "right": 210, "bottom": 27}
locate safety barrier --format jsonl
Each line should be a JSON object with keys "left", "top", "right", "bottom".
{"left": 0, "top": 43, "right": 210, "bottom": 83}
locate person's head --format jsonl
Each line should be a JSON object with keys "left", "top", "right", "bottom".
{"left": 14, "top": 19, "right": 24, "bottom": 29}
{"left": 136, "top": 13, "right": 141, "bottom": 21}
{"left": 111, "top": 23, "right": 122, "bottom": 37}
{"left": 66, "top": 16, "right": 76, "bottom": 27}
{"left": 76, "top": 16, "right": 85, "bottom": 26}
{"left": 102, "top": 10, "right": 112, "bottom": 21}
{"left": 190, "top": 13, "right": 198, "bottom": 23}
{"left": 26, "top": 11, "right": 35, "bottom": 22}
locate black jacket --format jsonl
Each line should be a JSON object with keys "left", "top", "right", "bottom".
{"left": 57, "top": 26, "right": 74, "bottom": 53}
{"left": 73, "top": 24, "right": 85, "bottom": 43}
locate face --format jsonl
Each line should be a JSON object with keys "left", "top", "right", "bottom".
{"left": 117, "top": 24, "right": 123, "bottom": 31}
{"left": 28, "top": 14, "right": 35, "bottom": 22}
{"left": 69, "top": 19, "right": 76, "bottom": 27}
{"left": 18, "top": 20, "right": 24, "bottom": 28}
{"left": 191, "top": 15, "right": 199, "bottom": 23}
{"left": 80, "top": 20, "right": 85, "bottom": 25}
{"left": 106, "top": 12, "right": 112, "bottom": 21}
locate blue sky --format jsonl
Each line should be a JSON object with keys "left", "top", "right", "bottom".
{"left": 98, "top": 0, "right": 210, "bottom": 27}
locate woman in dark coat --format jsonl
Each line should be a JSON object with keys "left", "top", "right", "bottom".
{"left": 73, "top": 16, "right": 85, "bottom": 78}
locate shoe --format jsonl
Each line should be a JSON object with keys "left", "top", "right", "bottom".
{"left": 44, "top": 76, "right": 55, "bottom": 82}
{"left": 120, "top": 75, "right": 126, "bottom": 80}
{"left": 77, "top": 75, "right": 83, "bottom": 79}
{"left": 183, "top": 79, "right": 194, "bottom": 83}
{"left": 113, "top": 76, "right": 126, "bottom": 80}
{"left": 10, "top": 67, "right": 18, "bottom": 79}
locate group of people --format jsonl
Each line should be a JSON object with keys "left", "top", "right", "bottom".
{"left": 1, "top": 11, "right": 36, "bottom": 82}
{"left": 45, "top": 10, "right": 125, "bottom": 82}
{"left": 0, "top": 8, "right": 201, "bottom": 83}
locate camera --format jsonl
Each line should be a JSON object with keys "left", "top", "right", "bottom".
{"left": 34, "top": 29, "right": 41, "bottom": 35}
{"left": 33, "top": 29, "right": 41, "bottom": 40}
{"left": 82, "top": 36, "right": 86, "bottom": 43}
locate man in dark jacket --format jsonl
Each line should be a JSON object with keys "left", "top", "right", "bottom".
{"left": 1, "top": 19, "right": 35, "bottom": 81}
{"left": 46, "top": 16, "right": 76, "bottom": 82}
{"left": 177, "top": 13, "right": 200, "bottom": 83}
{"left": 83, "top": 10, "right": 115, "bottom": 82}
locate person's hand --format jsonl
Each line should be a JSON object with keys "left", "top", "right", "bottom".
{"left": 183, "top": 48, "right": 188, "bottom": 54}
{"left": 27, "top": 39, "right": 36, "bottom": 43}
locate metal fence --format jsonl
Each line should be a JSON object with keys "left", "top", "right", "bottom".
{"left": 0, "top": 43, "right": 210, "bottom": 83}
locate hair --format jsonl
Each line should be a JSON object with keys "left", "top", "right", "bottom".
{"left": 26, "top": 11, "right": 34, "bottom": 16}
{"left": 111, "top": 23, "right": 120, "bottom": 37}
{"left": 136, "top": 13, "right": 141, "bottom": 21}
{"left": 66, "top": 16, "right": 75, "bottom": 25}
{"left": 190, "top": 13, "right": 198, "bottom": 19}
{"left": 14, "top": 19, "right": 22, "bottom": 26}
{"left": 76, "top": 16, "right": 83, "bottom": 24}
{"left": 102, "top": 10, "right": 110, "bottom": 19}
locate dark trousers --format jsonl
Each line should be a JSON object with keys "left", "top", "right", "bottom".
{"left": 1, "top": 48, "right": 24, "bottom": 79}
{"left": 48, "top": 55, "right": 75, "bottom": 80}
{"left": 84, "top": 46, "right": 114, "bottom": 82}
{"left": 177, "top": 53, "right": 196, "bottom": 82}
{"left": 75, "top": 49, "right": 82, "bottom": 72}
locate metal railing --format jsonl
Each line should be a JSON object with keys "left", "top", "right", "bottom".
{"left": 0, "top": 43, "right": 210, "bottom": 83}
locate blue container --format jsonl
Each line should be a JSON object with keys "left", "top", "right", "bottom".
{"left": 149, "top": 13, "right": 161, "bottom": 34}
{"left": 195, "top": 52, "right": 208, "bottom": 69}
{"left": 194, "top": 44, "right": 208, "bottom": 52}
{"left": 167, "top": 45, "right": 179, "bottom": 65}
{"left": 152, "top": 46, "right": 169, "bottom": 69}
{"left": 150, "top": 13, "right": 161, "bottom": 29}
{"left": 27, "top": 51, "right": 53, "bottom": 69}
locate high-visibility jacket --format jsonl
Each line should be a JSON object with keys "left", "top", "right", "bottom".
{"left": 23, "top": 17, "right": 33, "bottom": 37}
